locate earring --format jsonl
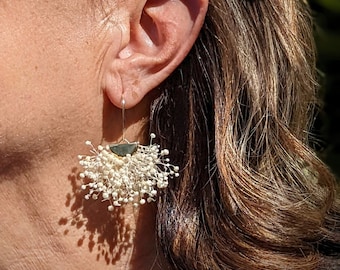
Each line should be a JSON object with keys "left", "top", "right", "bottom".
{"left": 78, "top": 99, "right": 179, "bottom": 210}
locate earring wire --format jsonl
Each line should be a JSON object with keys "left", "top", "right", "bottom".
{"left": 121, "top": 98, "right": 126, "bottom": 142}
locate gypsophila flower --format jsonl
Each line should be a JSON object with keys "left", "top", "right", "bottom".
{"left": 78, "top": 133, "right": 179, "bottom": 210}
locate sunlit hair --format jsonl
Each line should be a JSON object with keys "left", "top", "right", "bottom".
{"left": 150, "top": 0, "right": 340, "bottom": 269}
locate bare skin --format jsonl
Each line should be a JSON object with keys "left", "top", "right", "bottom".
{"left": 0, "top": 0, "right": 207, "bottom": 269}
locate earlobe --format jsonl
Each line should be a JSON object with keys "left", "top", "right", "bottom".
{"left": 102, "top": 0, "right": 208, "bottom": 109}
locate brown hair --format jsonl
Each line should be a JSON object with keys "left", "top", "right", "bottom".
{"left": 150, "top": 0, "right": 340, "bottom": 269}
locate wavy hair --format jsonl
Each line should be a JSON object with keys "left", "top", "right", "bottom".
{"left": 150, "top": 0, "right": 340, "bottom": 269}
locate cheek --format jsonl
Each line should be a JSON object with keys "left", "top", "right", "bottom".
{"left": 0, "top": 8, "right": 102, "bottom": 150}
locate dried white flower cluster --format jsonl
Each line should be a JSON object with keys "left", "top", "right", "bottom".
{"left": 78, "top": 133, "right": 179, "bottom": 210}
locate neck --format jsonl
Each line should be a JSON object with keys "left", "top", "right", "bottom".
{"left": 0, "top": 151, "right": 163, "bottom": 269}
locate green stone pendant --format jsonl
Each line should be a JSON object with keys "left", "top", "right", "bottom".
{"left": 109, "top": 143, "right": 138, "bottom": 156}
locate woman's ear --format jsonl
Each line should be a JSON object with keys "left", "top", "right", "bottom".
{"left": 101, "top": 0, "right": 208, "bottom": 109}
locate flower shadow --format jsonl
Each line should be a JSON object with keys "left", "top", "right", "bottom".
{"left": 58, "top": 167, "right": 133, "bottom": 265}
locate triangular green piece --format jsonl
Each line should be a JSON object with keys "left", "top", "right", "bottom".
{"left": 109, "top": 143, "right": 138, "bottom": 156}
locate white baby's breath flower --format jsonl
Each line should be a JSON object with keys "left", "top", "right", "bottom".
{"left": 78, "top": 133, "right": 179, "bottom": 210}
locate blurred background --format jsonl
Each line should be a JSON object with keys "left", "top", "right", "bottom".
{"left": 309, "top": 0, "right": 340, "bottom": 177}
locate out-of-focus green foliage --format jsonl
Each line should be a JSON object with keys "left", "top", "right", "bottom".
{"left": 309, "top": 0, "right": 340, "bottom": 176}
{"left": 315, "top": 0, "right": 340, "bottom": 13}
{"left": 310, "top": 0, "right": 340, "bottom": 59}
{"left": 315, "top": 28, "right": 340, "bottom": 59}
